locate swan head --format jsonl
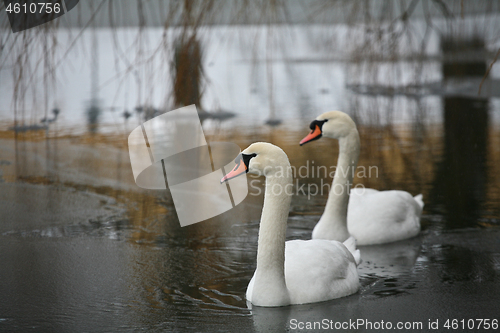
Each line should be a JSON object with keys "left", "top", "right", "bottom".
{"left": 220, "top": 142, "right": 290, "bottom": 182}
{"left": 300, "top": 111, "right": 357, "bottom": 145}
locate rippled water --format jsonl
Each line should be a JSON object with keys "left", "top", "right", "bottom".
{"left": 0, "top": 120, "right": 499, "bottom": 332}
{"left": 1, "top": 205, "right": 499, "bottom": 331}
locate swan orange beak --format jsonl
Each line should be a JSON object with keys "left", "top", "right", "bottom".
{"left": 221, "top": 158, "right": 247, "bottom": 183}
{"left": 300, "top": 125, "right": 322, "bottom": 146}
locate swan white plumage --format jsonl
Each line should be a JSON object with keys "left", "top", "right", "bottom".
{"left": 300, "top": 111, "right": 424, "bottom": 246}
{"left": 221, "top": 142, "right": 360, "bottom": 307}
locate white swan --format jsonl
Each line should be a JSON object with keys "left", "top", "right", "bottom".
{"left": 221, "top": 142, "right": 360, "bottom": 307}
{"left": 300, "top": 111, "right": 424, "bottom": 245}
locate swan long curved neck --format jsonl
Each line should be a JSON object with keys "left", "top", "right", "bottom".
{"left": 254, "top": 169, "right": 292, "bottom": 295}
{"left": 320, "top": 129, "right": 360, "bottom": 240}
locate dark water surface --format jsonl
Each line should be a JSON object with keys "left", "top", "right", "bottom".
{"left": 0, "top": 202, "right": 499, "bottom": 332}
{"left": 0, "top": 119, "right": 499, "bottom": 332}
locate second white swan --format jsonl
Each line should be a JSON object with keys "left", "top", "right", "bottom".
{"left": 300, "top": 111, "right": 424, "bottom": 245}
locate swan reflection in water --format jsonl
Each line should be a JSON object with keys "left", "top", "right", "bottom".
{"left": 358, "top": 236, "right": 423, "bottom": 277}
{"left": 249, "top": 292, "right": 362, "bottom": 332}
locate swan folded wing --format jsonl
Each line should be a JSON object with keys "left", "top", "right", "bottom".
{"left": 342, "top": 236, "right": 361, "bottom": 265}
{"left": 347, "top": 190, "right": 422, "bottom": 245}
{"left": 413, "top": 193, "right": 424, "bottom": 210}
{"left": 350, "top": 190, "right": 420, "bottom": 222}
{"left": 349, "top": 190, "right": 406, "bottom": 221}
{"left": 388, "top": 191, "right": 422, "bottom": 233}
{"left": 283, "top": 240, "right": 359, "bottom": 304}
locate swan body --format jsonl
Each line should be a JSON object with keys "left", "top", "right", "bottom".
{"left": 246, "top": 237, "right": 360, "bottom": 306}
{"left": 300, "top": 111, "right": 423, "bottom": 245}
{"left": 348, "top": 189, "right": 423, "bottom": 245}
{"left": 221, "top": 142, "right": 360, "bottom": 307}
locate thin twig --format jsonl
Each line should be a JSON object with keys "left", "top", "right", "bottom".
{"left": 478, "top": 47, "right": 500, "bottom": 96}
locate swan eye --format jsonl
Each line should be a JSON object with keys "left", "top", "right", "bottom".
{"left": 242, "top": 153, "right": 257, "bottom": 171}
{"left": 309, "top": 119, "right": 328, "bottom": 130}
